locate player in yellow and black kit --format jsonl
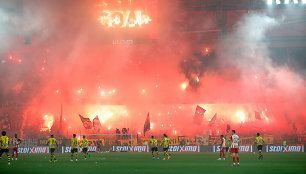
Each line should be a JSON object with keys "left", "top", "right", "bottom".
{"left": 81, "top": 135, "right": 89, "bottom": 160}
{"left": 71, "top": 134, "right": 79, "bottom": 161}
{"left": 225, "top": 136, "right": 231, "bottom": 157}
{"left": 150, "top": 136, "right": 159, "bottom": 160}
{"left": 47, "top": 134, "right": 57, "bottom": 162}
{"left": 255, "top": 132, "right": 264, "bottom": 160}
{"left": 0, "top": 131, "right": 10, "bottom": 164}
{"left": 162, "top": 134, "right": 171, "bottom": 160}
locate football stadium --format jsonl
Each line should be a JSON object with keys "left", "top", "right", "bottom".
{"left": 0, "top": 0, "right": 305, "bottom": 173}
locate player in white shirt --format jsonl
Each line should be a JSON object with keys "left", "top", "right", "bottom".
{"left": 12, "top": 134, "right": 22, "bottom": 160}
{"left": 217, "top": 135, "right": 226, "bottom": 160}
{"left": 230, "top": 130, "right": 240, "bottom": 166}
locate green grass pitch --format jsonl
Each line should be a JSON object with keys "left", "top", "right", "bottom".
{"left": 0, "top": 152, "right": 305, "bottom": 174}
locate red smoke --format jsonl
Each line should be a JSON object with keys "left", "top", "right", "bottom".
{"left": 0, "top": 0, "right": 305, "bottom": 138}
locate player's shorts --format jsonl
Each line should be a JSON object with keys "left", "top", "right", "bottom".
{"left": 257, "top": 145, "right": 263, "bottom": 151}
{"left": 71, "top": 148, "right": 78, "bottom": 153}
{"left": 0, "top": 148, "right": 9, "bottom": 153}
{"left": 50, "top": 148, "right": 55, "bottom": 153}
{"left": 220, "top": 147, "right": 226, "bottom": 153}
{"left": 163, "top": 147, "right": 169, "bottom": 152}
{"left": 13, "top": 147, "right": 18, "bottom": 152}
{"left": 151, "top": 147, "right": 158, "bottom": 152}
{"left": 225, "top": 147, "right": 229, "bottom": 152}
{"left": 82, "top": 148, "right": 88, "bottom": 153}
{"left": 230, "top": 148, "right": 239, "bottom": 153}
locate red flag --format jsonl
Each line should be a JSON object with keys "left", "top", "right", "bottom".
{"left": 93, "top": 115, "right": 102, "bottom": 133}
{"left": 209, "top": 113, "right": 217, "bottom": 126}
{"left": 255, "top": 111, "right": 261, "bottom": 120}
{"left": 194, "top": 105, "right": 206, "bottom": 125}
{"left": 144, "top": 113, "right": 150, "bottom": 135}
{"left": 79, "top": 114, "right": 93, "bottom": 129}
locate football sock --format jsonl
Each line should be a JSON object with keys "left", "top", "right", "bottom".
{"left": 233, "top": 157, "right": 235, "bottom": 163}
{"left": 219, "top": 153, "right": 222, "bottom": 158}
{"left": 75, "top": 153, "right": 78, "bottom": 159}
{"left": 237, "top": 157, "right": 240, "bottom": 163}
{"left": 7, "top": 154, "right": 10, "bottom": 163}
{"left": 152, "top": 151, "right": 154, "bottom": 157}
{"left": 223, "top": 153, "right": 225, "bottom": 158}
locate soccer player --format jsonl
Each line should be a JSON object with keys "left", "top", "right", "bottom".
{"left": 150, "top": 136, "right": 159, "bottom": 160}
{"left": 0, "top": 131, "right": 11, "bottom": 164}
{"left": 162, "top": 134, "right": 170, "bottom": 160}
{"left": 230, "top": 130, "right": 240, "bottom": 166}
{"left": 97, "top": 139, "right": 102, "bottom": 153}
{"left": 225, "top": 136, "right": 231, "bottom": 158}
{"left": 80, "top": 135, "right": 89, "bottom": 160}
{"left": 71, "top": 134, "right": 79, "bottom": 161}
{"left": 12, "top": 133, "right": 21, "bottom": 160}
{"left": 255, "top": 133, "right": 264, "bottom": 160}
{"left": 47, "top": 134, "right": 57, "bottom": 162}
{"left": 217, "top": 135, "right": 226, "bottom": 160}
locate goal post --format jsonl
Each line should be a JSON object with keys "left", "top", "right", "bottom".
{"left": 78, "top": 133, "right": 134, "bottom": 152}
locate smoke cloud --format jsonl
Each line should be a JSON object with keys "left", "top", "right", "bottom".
{"left": 0, "top": 1, "right": 305, "bottom": 138}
